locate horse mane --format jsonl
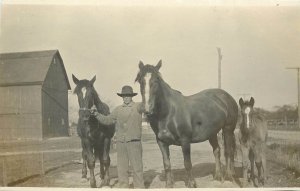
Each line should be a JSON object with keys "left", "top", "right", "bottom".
{"left": 91, "top": 87, "right": 110, "bottom": 115}
{"left": 143, "top": 67, "right": 182, "bottom": 95}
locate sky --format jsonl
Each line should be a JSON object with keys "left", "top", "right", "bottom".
{"left": 1, "top": 0, "right": 300, "bottom": 111}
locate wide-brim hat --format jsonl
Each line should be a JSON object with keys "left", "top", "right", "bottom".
{"left": 117, "top": 85, "right": 138, "bottom": 97}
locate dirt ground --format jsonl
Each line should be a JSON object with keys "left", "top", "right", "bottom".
{"left": 15, "top": 129, "right": 300, "bottom": 188}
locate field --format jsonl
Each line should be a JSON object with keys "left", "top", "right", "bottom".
{"left": 4, "top": 127, "right": 299, "bottom": 188}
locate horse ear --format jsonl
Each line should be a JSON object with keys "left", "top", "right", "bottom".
{"left": 139, "top": 61, "right": 144, "bottom": 70}
{"left": 239, "top": 98, "right": 244, "bottom": 107}
{"left": 72, "top": 74, "right": 79, "bottom": 85}
{"left": 155, "top": 60, "right": 162, "bottom": 70}
{"left": 250, "top": 97, "right": 255, "bottom": 107}
{"left": 90, "top": 75, "right": 96, "bottom": 85}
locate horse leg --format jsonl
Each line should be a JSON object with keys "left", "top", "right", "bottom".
{"left": 84, "top": 140, "right": 96, "bottom": 188}
{"left": 100, "top": 159, "right": 105, "bottom": 180}
{"left": 100, "top": 138, "right": 111, "bottom": 187}
{"left": 249, "top": 149, "right": 256, "bottom": 187}
{"left": 209, "top": 134, "right": 223, "bottom": 181}
{"left": 261, "top": 145, "right": 267, "bottom": 186}
{"left": 181, "top": 142, "right": 197, "bottom": 188}
{"left": 223, "top": 129, "right": 236, "bottom": 182}
{"left": 240, "top": 144, "right": 250, "bottom": 187}
{"left": 97, "top": 140, "right": 105, "bottom": 185}
{"left": 81, "top": 149, "right": 88, "bottom": 179}
{"left": 254, "top": 146, "right": 264, "bottom": 187}
{"left": 80, "top": 139, "right": 88, "bottom": 178}
{"left": 157, "top": 139, "right": 173, "bottom": 188}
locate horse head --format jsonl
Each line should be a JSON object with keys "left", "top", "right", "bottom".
{"left": 72, "top": 74, "right": 97, "bottom": 122}
{"left": 135, "top": 60, "right": 162, "bottom": 115}
{"left": 239, "top": 97, "right": 255, "bottom": 129}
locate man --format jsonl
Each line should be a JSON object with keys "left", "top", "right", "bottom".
{"left": 91, "top": 85, "right": 145, "bottom": 188}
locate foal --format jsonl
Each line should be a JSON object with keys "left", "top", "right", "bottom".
{"left": 238, "top": 97, "right": 268, "bottom": 187}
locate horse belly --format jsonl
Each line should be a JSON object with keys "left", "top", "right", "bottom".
{"left": 190, "top": 112, "right": 224, "bottom": 143}
{"left": 191, "top": 125, "right": 220, "bottom": 143}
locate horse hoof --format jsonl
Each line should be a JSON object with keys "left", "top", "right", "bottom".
{"left": 187, "top": 180, "right": 197, "bottom": 188}
{"left": 257, "top": 178, "right": 265, "bottom": 187}
{"left": 214, "top": 172, "right": 223, "bottom": 182}
{"left": 165, "top": 181, "right": 174, "bottom": 188}
{"left": 224, "top": 174, "right": 234, "bottom": 182}
{"left": 99, "top": 180, "right": 110, "bottom": 188}
{"left": 90, "top": 180, "right": 97, "bottom": 188}
{"left": 241, "top": 179, "right": 250, "bottom": 188}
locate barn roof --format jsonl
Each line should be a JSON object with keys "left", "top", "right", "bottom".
{"left": 0, "top": 50, "right": 71, "bottom": 89}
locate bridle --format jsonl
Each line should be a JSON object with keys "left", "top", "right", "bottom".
{"left": 79, "top": 108, "right": 93, "bottom": 111}
{"left": 78, "top": 96, "right": 96, "bottom": 121}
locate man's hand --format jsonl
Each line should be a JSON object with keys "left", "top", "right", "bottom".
{"left": 90, "top": 106, "right": 98, "bottom": 116}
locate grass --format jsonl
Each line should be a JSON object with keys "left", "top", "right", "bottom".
{"left": 267, "top": 143, "right": 300, "bottom": 177}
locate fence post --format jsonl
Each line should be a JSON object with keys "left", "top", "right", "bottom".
{"left": 2, "top": 157, "right": 7, "bottom": 186}
{"left": 41, "top": 152, "right": 45, "bottom": 175}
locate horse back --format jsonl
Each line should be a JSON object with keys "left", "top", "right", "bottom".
{"left": 187, "top": 88, "right": 238, "bottom": 125}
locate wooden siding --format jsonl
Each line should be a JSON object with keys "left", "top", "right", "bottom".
{"left": 42, "top": 55, "right": 69, "bottom": 138}
{"left": 0, "top": 86, "right": 42, "bottom": 142}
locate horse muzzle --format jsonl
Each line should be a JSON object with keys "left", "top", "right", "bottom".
{"left": 144, "top": 103, "right": 154, "bottom": 115}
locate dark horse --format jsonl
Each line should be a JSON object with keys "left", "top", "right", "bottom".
{"left": 135, "top": 61, "right": 238, "bottom": 187}
{"left": 72, "top": 74, "right": 115, "bottom": 188}
{"left": 238, "top": 97, "right": 267, "bottom": 187}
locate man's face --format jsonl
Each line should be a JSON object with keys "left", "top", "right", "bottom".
{"left": 123, "top": 96, "right": 132, "bottom": 105}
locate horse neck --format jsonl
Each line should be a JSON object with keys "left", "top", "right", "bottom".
{"left": 152, "top": 79, "right": 175, "bottom": 117}
{"left": 91, "top": 89, "right": 104, "bottom": 111}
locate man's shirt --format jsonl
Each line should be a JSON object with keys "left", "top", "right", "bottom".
{"left": 95, "top": 101, "right": 144, "bottom": 142}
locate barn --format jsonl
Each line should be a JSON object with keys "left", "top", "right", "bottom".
{"left": 0, "top": 50, "right": 71, "bottom": 142}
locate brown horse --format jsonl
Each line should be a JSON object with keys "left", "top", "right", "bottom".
{"left": 238, "top": 97, "right": 268, "bottom": 187}
{"left": 72, "top": 74, "right": 115, "bottom": 188}
{"left": 135, "top": 61, "right": 238, "bottom": 187}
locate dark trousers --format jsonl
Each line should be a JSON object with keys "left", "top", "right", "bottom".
{"left": 116, "top": 140, "right": 144, "bottom": 188}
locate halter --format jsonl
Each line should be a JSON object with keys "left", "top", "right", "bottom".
{"left": 78, "top": 97, "right": 96, "bottom": 121}
{"left": 79, "top": 108, "right": 93, "bottom": 111}
{"left": 78, "top": 97, "right": 96, "bottom": 112}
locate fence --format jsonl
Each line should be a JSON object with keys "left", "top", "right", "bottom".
{"left": 0, "top": 136, "right": 83, "bottom": 186}
{"left": 267, "top": 119, "right": 299, "bottom": 130}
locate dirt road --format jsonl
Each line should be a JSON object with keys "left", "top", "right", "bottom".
{"left": 16, "top": 129, "right": 300, "bottom": 188}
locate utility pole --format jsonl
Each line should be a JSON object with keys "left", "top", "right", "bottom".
{"left": 286, "top": 67, "right": 300, "bottom": 129}
{"left": 217, "top": 47, "right": 222, "bottom": 89}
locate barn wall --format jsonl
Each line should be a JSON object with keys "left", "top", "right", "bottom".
{"left": 42, "top": 55, "right": 69, "bottom": 138}
{"left": 0, "top": 86, "right": 42, "bottom": 142}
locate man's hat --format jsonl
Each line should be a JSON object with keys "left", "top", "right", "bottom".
{"left": 117, "top": 85, "right": 138, "bottom": 97}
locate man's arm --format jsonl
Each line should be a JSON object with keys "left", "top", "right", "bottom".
{"left": 92, "top": 108, "right": 117, "bottom": 126}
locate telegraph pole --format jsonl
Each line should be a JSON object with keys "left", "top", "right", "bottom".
{"left": 217, "top": 47, "right": 222, "bottom": 89}
{"left": 286, "top": 67, "right": 300, "bottom": 129}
